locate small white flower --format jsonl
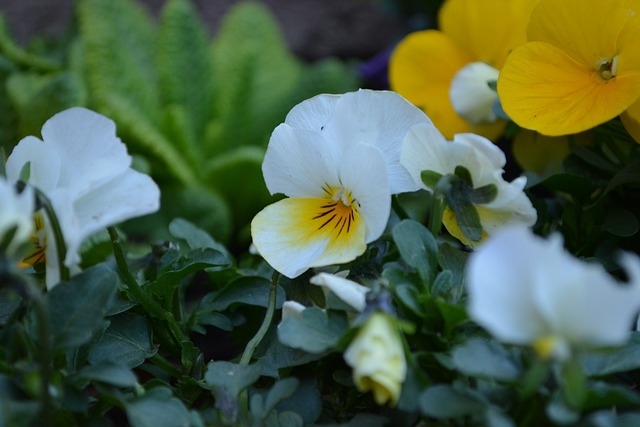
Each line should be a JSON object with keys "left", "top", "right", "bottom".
{"left": 310, "top": 272, "right": 369, "bottom": 312}
{"left": 0, "top": 177, "right": 34, "bottom": 256}
{"left": 401, "top": 124, "right": 537, "bottom": 245}
{"left": 449, "top": 62, "right": 500, "bottom": 125}
{"left": 466, "top": 226, "right": 640, "bottom": 360}
{"left": 251, "top": 90, "right": 431, "bottom": 278}
{"left": 344, "top": 312, "right": 407, "bottom": 406}
{"left": 6, "top": 107, "right": 160, "bottom": 288}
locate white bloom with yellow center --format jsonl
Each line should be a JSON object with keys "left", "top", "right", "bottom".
{"left": 5, "top": 107, "right": 160, "bottom": 288}
{"left": 401, "top": 124, "right": 537, "bottom": 245}
{"left": 252, "top": 90, "right": 431, "bottom": 278}
{"left": 344, "top": 312, "right": 407, "bottom": 406}
{"left": 466, "top": 226, "right": 640, "bottom": 360}
{"left": 0, "top": 177, "right": 34, "bottom": 256}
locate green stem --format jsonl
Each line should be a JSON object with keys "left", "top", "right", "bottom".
{"left": 0, "top": 15, "right": 61, "bottom": 71}
{"left": 23, "top": 280, "right": 52, "bottom": 427}
{"left": 35, "top": 190, "right": 69, "bottom": 282}
{"left": 107, "top": 227, "right": 189, "bottom": 347}
{"left": 239, "top": 271, "right": 280, "bottom": 366}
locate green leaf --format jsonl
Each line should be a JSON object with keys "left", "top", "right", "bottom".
{"left": 454, "top": 166, "right": 473, "bottom": 185}
{"left": 421, "top": 170, "right": 443, "bottom": 189}
{"left": 470, "top": 184, "right": 498, "bottom": 204}
{"left": 157, "top": 0, "right": 214, "bottom": 143}
{"left": 274, "top": 379, "right": 322, "bottom": 425}
{"left": 206, "top": 145, "right": 273, "bottom": 231}
{"left": 451, "top": 338, "right": 521, "bottom": 382}
{"left": 583, "top": 333, "right": 640, "bottom": 376}
{"left": 125, "top": 386, "right": 190, "bottom": 427}
{"left": 152, "top": 247, "right": 231, "bottom": 300}
{"left": 251, "top": 378, "right": 299, "bottom": 420}
{"left": 77, "top": 361, "right": 138, "bottom": 388}
{"left": 561, "top": 358, "right": 587, "bottom": 410}
{"left": 264, "top": 411, "right": 304, "bottom": 427}
{"left": 209, "top": 276, "right": 285, "bottom": 311}
{"left": 392, "top": 219, "right": 439, "bottom": 285}
{"left": 168, "top": 218, "right": 229, "bottom": 255}
{"left": 277, "top": 307, "right": 347, "bottom": 354}
{"left": 601, "top": 207, "right": 639, "bottom": 237}
{"left": 258, "top": 340, "right": 323, "bottom": 378}
{"left": 204, "top": 360, "right": 262, "bottom": 398}
{"left": 46, "top": 264, "right": 117, "bottom": 351}
{"left": 444, "top": 177, "right": 483, "bottom": 242}
{"left": 583, "top": 381, "right": 640, "bottom": 411}
{"left": 87, "top": 313, "right": 157, "bottom": 368}
{"left": 419, "top": 385, "right": 484, "bottom": 419}
{"left": 295, "top": 58, "right": 359, "bottom": 101}
{"left": 209, "top": 1, "right": 301, "bottom": 155}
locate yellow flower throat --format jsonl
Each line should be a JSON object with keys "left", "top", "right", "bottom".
{"left": 597, "top": 56, "right": 618, "bottom": 81}
{"left": 313, "top": 184, "right": 360, "bottom": 237}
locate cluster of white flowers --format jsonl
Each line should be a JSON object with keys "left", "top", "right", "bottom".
{"left": 1, "top": 107, "right": 160, "bottom": 288}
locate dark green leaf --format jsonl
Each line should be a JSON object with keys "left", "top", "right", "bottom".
{"left": 419, "top": 385, "right": 483, "bottom": 419}
{"left": 454, "top": 166, "right": 473, "bottom": 185}
{"left": 277, "top": 308, "right": 347, "bottom": 354}
{"left": 77, "top": 361, "right": 138, "bottom": 388}
{"left": 204, "top": 360, "right": 262, "bottom": 397}
{"left": 275, "top": 379, "right": 322, "bottom": 425}
{"left": 209, "top": 276, "right": 285, "bottom": 311}
{"left": 168, "top": 218, "right": 229, "bottom": 257}
{"left": 601, "top": 207, "right": 639, "bottom": 237}
{"left": 392, "top": 219, "right": 438, "bottom": 285}
{"left": 87, "top": 313, "right": 156, "bottom": 368}
{"left": 444, "top": 180, "right": 483, "bottom": 243}
{"left": 470, "top": 184, "right": 498, "bottom": 204}
{"left": 583, "top": 381, "right": 640, "bottom": 411}
{"left": 259, "top": 340, "right": 323, "bottom": 378}
{"left": 451, "top": 338, "right": 521, "bottom": 382}
{"left": 46, "top": 264, "right": 117, "bottom": 351}
{"left": 583, "top": 333, "right": 640, "bottom": 376}
{"left": 125, "top": 387, "right": 190, "bottom": 427}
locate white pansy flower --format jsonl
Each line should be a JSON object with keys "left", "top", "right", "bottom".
{"left": 251, "top": 90, "right": 431, "bottom": 278}
{"left": 401, "top": 124, "right": 537, "bottom": 245}
{"left": 6, "top": 107, "right": 160, "bottom": 288}
{"left": 310, "top": 272, "right": 369, "bottom": 312}
{"left": 344, "top": 312, "right": 407, "bottom": 406}
{"left": 449, "top": 62, "right": 500, "bottom": 125}
{"left": 466, "top": 226, "right": 640, "bottom": 360}
{"left": 0, "top": 177, "right": 34, "bottom": 256}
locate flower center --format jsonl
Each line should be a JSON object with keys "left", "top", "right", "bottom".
{"left": 312, "top": 184, "right": 360, "bottom": 237}
{"left": 20, "top": 211, "right": 47, "bottom": 268}
{"left": 596, "top": 56, "right": 618, "bottom": 81}
{"left": 533, "top": 335, "right": 570, "bottom": 360}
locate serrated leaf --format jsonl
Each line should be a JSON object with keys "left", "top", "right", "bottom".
{"left": 46, "top": 264, "right": 117, "bottom": 351}
{"left": 206, "top": 145, "right": 274, "bottom": 230}
{"left": 209, "top": 2, "right": 301, "bottom": 155}
{"left": 157, "top": 0, "right": 214, "bottom": 143}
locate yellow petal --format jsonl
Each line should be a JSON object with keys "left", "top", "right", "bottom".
{"left": 442, "top": 207, "right": 486, "bottom": 247}
{"left": 527, "top": 0, "right": 638, "bottom": 67}
{"left": 440, "top": 0, "right": 538, "bottom": 68}
{"left": 251, "top": 197, "right": 366, "bottom": 278}
{"left": 390, "top": 31, "right": 504, "bottom": 140}
{"left": 621, "top": 99, "right": 640, "bottom": 144}
{"left": 498, "top": 41, "right": 640, "bottom": 135}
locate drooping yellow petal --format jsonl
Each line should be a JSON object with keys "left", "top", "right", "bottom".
{"left": 499, "top": 41, "right": 640, "bottom": 136}
{"left": 527, "top": 0, "right": 638, "bottom": 67}
{"left": 440, "top": 0, "right": 539, "bottom": 68}
{"left": 621, "top": 98, "right": 640, "bottom": 144}
{"left": 390, "top": 31, "right": 503, "bottom": 140}
{"left": 251, "top": 196, "right": 366, "bottom": 278}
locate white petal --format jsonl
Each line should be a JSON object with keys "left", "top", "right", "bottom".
{"left": 5, "top": 136, "right": 62, "bottom": 193}
{"left": 281, "top": 301, "right": 307, "bottom": 320}
{"left": 0, "top": 178, "right": 34, "bottom": 253}
{"left": 310, "top": 272, "right": 369, "bottom": 312}
{"left": 40, "top": 107, "right": 132, "bottom": 197}
{"left": 535, "top": 248, "right": 640, "bottom": 348}
{"left": 262, "top": 124, "right": 339, "bottom": 198}
{"left": 323, "top": 89, "right": 432, "bottom": 194}
{"left": 449, "top": 62, "right": 500, "bottom": 125}
{"left": 339, "top": 143, "right": 391, "bottom": 242}
{"left": 284, "top": 93, "right": 341, "bottom": 132}
{"left": 452, "top": 133, "right": 506, "bottom": 171}
{"left": 466, "top": 226, "right": 550, "bottom": 344}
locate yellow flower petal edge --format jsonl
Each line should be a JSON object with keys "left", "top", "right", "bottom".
{"left": 251, "top": 196, "right": 366, "bottom": 279}
{"left": 440, "top": 0, "right": 539, "bottom": 68}
{"left": 498, "top": 41, "right": 640, "bottom": 136}
{"left": 389, "top": 30, "right": 499, "bottom": 140}
{"left": 621, "top": 99, "right": 640, "bottom": 144}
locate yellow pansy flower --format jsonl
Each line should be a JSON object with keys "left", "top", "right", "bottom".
{"left": 343, "top": 312, "right": 406, "bottom": 406}
{"left": 498, "top": 0, "right": 640, "bottom": 140}
{"left": 389, "top": 0, "right": 539, "bottom": 140}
